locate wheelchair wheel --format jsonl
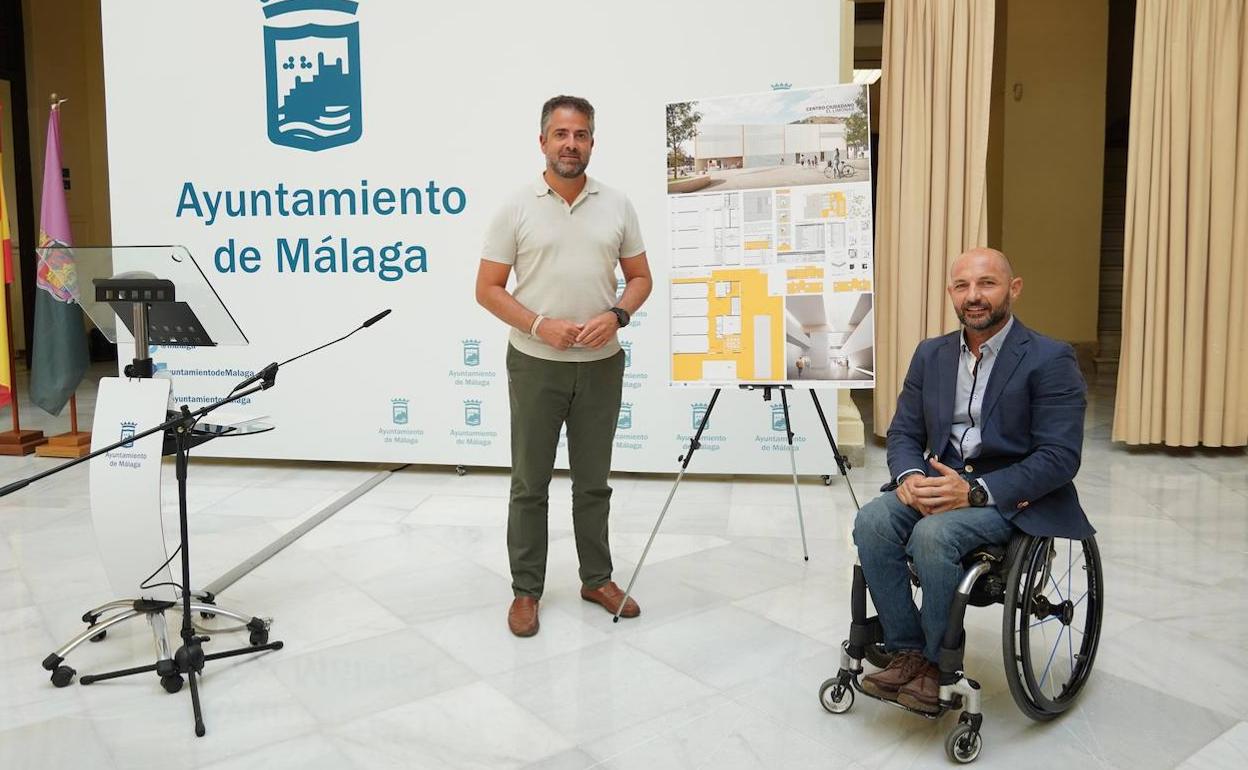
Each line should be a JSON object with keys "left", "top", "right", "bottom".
{"left": 1002, "top": 535, "right": 1102, "bottom": 720}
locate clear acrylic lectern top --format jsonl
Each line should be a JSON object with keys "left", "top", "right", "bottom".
{"left": 34, "top": 245, "right": 248, "bottom": 347}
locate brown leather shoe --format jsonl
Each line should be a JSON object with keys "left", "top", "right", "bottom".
{"left": 508, "top": 596, "right": 539, "bottom": 637}
{"left": 860, "top": 650, "right": 928, "bottom": 701}
{"left": 580, "top": 581, "right": 640, "bottom": 618}
{"left": 897, "top": 662, "right": 941, "bottom": 713}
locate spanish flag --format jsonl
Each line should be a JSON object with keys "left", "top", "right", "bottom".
{"left": 0, "top": 109, "right": 14, "bottom": 410}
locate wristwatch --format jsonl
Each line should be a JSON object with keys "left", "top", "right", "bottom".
{"left": 609, "top": 306, "right": 631, "bottom": 328}
{"left": 967, "top": 479, "right": 989, "bottom": 508}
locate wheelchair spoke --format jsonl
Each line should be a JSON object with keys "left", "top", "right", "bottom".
{"left": 1067, "top": 612, "right": 1075, "bottom": 677}
{"left": 1067, "top": 540, "right": 1073, "bottom": 598}
{"left": 1037, "top": 616, "right": 1053, "bottom": 691}
{"left": 1053, "top": 549, "right": 1085, "bottom": 593}
{"left": 1047, "top": 571, "right": 1066, "bottom": 603}
{"left": 1039, "top": 625, "right": 1066, "bottom": 696}
{"left": 1072, "top": 590, "right": 1088, "bottom": 609}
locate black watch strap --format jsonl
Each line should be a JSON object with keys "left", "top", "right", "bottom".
{"left": 610, "top": 307, "right": 630, "bottom": 328}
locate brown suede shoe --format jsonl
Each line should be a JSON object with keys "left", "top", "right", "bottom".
{"left": 580, "top": 581, "right": 640, "bottom": 618}
{"left": 860, "top": 650, "right": 928, "bottom": 701}
{"left": 897, "top": 662, "right": 941, "bottom": 713}
{"left": 508, "top": 596, "right": 539, "bottom": 637}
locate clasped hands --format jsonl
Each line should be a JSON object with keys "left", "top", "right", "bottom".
{"left": 537, "top": 311, "right": 618, "bottom": 351}
{"left": 895, "top": 458, "right": 971, "bottom": 516}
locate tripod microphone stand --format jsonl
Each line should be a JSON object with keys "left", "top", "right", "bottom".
{"left": 5, "top": 303, "right": 394, "bottom": 737}
{"left": 2, "top": 376, "right": 282, "bottom": 737}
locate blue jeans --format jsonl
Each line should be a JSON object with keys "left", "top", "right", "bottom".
{"left": 853, "top": 491, "right": 1015, "bottom": 662}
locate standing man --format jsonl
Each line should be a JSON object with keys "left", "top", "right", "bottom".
{"left": 852, "top": 248, "right": 1092, "bottom": 713}
{"left": 476, "top": 95, "right": 653, "bottom": 638}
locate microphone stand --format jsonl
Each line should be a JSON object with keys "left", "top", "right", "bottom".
{"left": 5, "top": 379, "right": 282, "bottom": 738}
{"left": 6, "top": 309, "right": 392, "bottom": 737}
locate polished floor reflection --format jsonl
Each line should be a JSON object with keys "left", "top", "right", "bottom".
{"left": 1, "top": 374, "right": 1245, "bottom": 768}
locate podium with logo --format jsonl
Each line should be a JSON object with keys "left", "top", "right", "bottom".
{"left": 27, "top": 245, "right": 283, "bottom": 737}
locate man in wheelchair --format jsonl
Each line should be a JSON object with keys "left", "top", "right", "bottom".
{"left": 852, "top": 247, "right": 1094, "bottom": 714}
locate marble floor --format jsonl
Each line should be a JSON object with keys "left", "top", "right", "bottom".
{"left": 1, "top": 370, "right": 1246, "bottom": 769}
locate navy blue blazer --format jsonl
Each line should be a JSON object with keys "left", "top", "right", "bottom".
{"left": 885, "top": 319, "right": 1094, "bottom": 540}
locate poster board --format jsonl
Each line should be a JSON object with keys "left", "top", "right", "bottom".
{"left": 665, "top": 84, "right": 876, "bottom": 388}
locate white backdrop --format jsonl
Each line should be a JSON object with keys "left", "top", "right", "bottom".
{"left": 100, "top": 0, "right": 853, "bottom": 474}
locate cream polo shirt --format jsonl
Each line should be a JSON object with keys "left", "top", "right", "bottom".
{"left": 481, "top": 174, "right": 645, "bottom": 362}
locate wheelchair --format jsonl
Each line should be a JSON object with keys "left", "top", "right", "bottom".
{"left": 818, "top": 530, "right": 1104, "bottom": 763}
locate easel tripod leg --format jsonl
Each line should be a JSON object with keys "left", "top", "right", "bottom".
{"left": 779, "top": 389, "right": 809, "bottom": 561}
{"left": 613, "top": 389, "right": 721, "bottom": 623}
{"left": 809, "top": 390, "right": 860, "bottom": 511}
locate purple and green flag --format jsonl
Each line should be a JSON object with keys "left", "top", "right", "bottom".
{"left": 29, "top": 104, "right": 88, "bottom": 415}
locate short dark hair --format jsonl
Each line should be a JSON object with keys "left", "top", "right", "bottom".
{"left": 540, "top": 95, "right": 595, "bottom": 136}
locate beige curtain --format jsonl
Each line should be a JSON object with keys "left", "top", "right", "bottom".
{"left": 1113, "top": 0, "right": 1248, "bottom": 447}
{"left": 873, "top": 0, "right": 997, "bottom": 435}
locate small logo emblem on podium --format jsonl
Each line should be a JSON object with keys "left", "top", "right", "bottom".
{"left": 262, "top": 0, "right": 363, "bottom": 152}
{"left": 691, "top": 402, "right": 710, "bottom": 430}
{"left": 462, "top": 339, "right": 481, "bottom": 367}
{"left": 463, "top": 399, "right": 482, "bottom": 427}
{"left": 770, "top": 404, "right": 787, "bottom": 432}
{"left": 120, "top": 421, "right": 137, "bottom": 448}
{"left": 391, "top": 398, "right": 409, "bottom": 425}
{"left": 620, "top": 340, "right": 632, "bottom": 369}
{"left": 617, "top": 403, "right": 633, "bottom": 431}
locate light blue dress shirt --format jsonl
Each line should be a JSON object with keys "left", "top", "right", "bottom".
{"left": 897, "top": 316, "right": 1015, "bottom": 506}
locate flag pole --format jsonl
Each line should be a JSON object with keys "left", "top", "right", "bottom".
{"left": 0, "top": 101, "right": 46, "bottom": 455}
{"left": 34, "top": 94, "right": 89, "bottom": 458}
{"left": 0, "top": 281, "right": 47, "bottom": 455}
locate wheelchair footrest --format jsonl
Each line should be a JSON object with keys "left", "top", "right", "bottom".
{"left": 848, "top": 677, "right": 959, "bottom": 720}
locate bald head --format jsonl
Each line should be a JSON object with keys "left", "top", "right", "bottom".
{"left": 950, "top": 247, "right": 1014, "bottom": 282}
{"left": 947, "top": 247, "right": 1022, "bottom": 336}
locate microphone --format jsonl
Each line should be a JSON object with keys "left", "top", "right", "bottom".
{"left": 230, "top": 309, "right": 392, "bottom": 395}
{"left": 228, "top": 361, "right": 279, "bottom": 395}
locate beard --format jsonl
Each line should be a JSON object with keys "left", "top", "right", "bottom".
{"left": 550, "top": 154, "right": 588, "bottom": 178}
{"left": 957, "top": 299, "right": 1010, "bottom": 331}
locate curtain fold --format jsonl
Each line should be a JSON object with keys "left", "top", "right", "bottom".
{"left": 873, "top": 0, "right": 997, "bottom": 435}
{"left": 1113, "top": 0, "right": 1248, "bottom": 446}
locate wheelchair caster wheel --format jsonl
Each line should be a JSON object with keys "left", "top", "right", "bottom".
{"left": 945, "top": 723, "right": 982, "bottom": 764}
{"left": 89, "top": 629, "right": 107, "bottom": 643}
{"left": 249, "top": 629, "right": 269, "bottom": 646}
{"left": 50, "top": 665, "right": 76, "bottom": 688}
{"left": 160, "top": 674, "right": 184, "bottom": 694}
{"left": 818, "top": 677, "right": 854, "bottom": 714}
